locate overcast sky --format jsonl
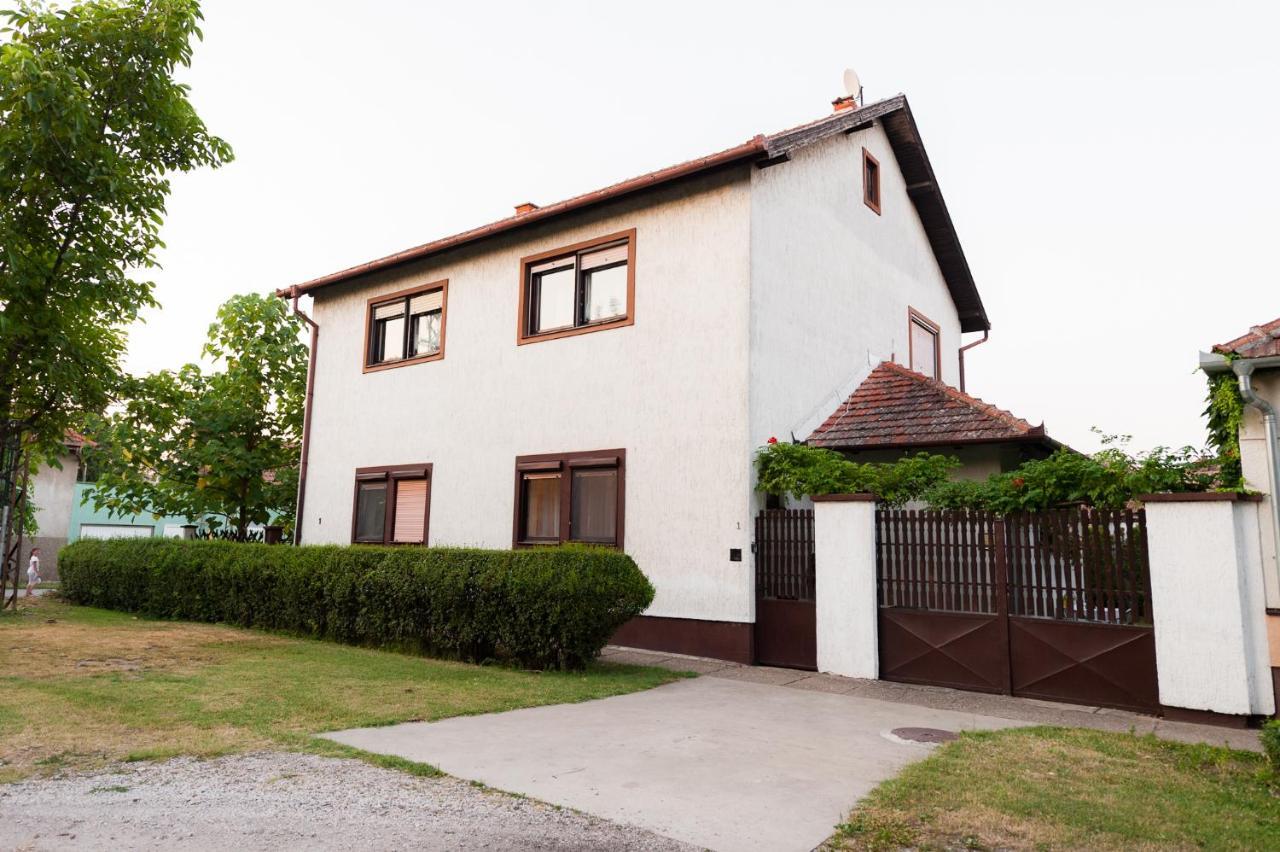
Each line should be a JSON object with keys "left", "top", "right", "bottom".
{"left": 129, "top": 0, "right": 1279, "bottom": 454}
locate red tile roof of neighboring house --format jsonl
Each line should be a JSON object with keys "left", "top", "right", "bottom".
{"left": 1214, "top": 316, "right": 1280, "bottom": 359}
{"left": 278, "top": 94, "right": 990, "bottom": 332}
{"left": 807, "top": 361, "right": 1054, "bottom": 451}
{"left": 62, "top": 429, "right": 95, "bottom": 449}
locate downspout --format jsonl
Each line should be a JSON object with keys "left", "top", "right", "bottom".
{"left": 290, "top": 286, "right": 319, "bottom": 545}
{"left": 1233, "top": 359, "right": 1280, "bottom": 592}
{"left": 958, "top": 330, "right": 989, "bottom": 393}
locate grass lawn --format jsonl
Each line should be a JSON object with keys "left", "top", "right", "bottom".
{"left": 827, "top": 726, "right": 1280, "bottom": 851}
{"left": 0, "top": 596, "right": 686, "bottom": 784}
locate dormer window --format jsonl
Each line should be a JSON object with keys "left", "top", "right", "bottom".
{"left": 863, "top": 148, "right": 881, "bottom": 215}
{"left": 519, "top": 230, "right": 636, "bottom": 344}
{"left": 365, "top": 280, "right": 448, "bottom": 371}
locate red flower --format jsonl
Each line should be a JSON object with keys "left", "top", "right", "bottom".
{"left": 767, "top": 436, "right": 778, "bottom": 444}
{"left": 1012, "top": 477, "right": 1026, "bottom": 488}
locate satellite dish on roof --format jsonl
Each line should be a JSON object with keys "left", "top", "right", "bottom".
{"left": 842, "top": 68, "right": 863, "bottom": 104}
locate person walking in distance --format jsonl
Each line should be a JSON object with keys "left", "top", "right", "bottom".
{"left": 25, "top": 547, "right": 41, "bottom": 597}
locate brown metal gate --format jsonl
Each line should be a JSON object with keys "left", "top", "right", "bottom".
{"left": 876, "top": 508, "right": 1159, "bottom": 713}
{"left": 754, "top": 509, "right": 816, "bottom": 670}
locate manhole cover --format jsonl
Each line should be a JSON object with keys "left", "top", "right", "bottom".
{"left": 891, "top": 727, "right": 959, "bottom": 744}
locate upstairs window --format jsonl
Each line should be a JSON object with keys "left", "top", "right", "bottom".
{"left": 514, "top": 450, "right": 624, "bottom": 547}
{"left": 365, "top": 281, "right": 447, "bottom": 371}
{"left": 519, "top": 231, "right": 635, "bottom": 344}
{"left": 909, "top": 308, "right": 940, "bottom": 380}
{"left": 863, "top": 148, "right": 881, "bottom": 215}
{"left": 352, "top": 464, "right": 432, "bottom": 544}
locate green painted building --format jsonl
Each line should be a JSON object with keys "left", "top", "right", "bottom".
{"left": 68, "top": 481, "right": 201, "bottom": 543}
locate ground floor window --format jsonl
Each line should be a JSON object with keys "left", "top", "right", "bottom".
{"left": 513, "top": 450, "right": 625, "bottom": 547}
{"left": 352, "top": 464, "right": 432, "bottom": 544}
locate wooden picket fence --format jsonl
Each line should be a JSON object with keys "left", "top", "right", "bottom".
{"left": 875, "top": 507, "right": 1151, "bottom": 625}
{"left": 754, "top": 509, "right": 816, "bottom": 601}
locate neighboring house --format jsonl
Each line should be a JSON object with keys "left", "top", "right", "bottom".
{"left": 24, "top": 431, "right": 88, "bottom": 581}
{"left": 1201, "top": 316, "right": 1280, "bottom": 704}
{"left": 806, "top": 360, "right": 1059, "bottom": 480}
{"left": 281, "top": 92, "right": 1007, "bottom": 663}
{"left": 25, "top": 431, "right": 198, "bottom": 581}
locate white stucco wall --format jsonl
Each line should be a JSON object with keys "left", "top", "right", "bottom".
{"left": 32, "top": 451, "right": 78, "bottom": 539}
{"left": 813, "top": 498, "right": 878, "bottom": 678}
{"left": 302, "top": 124, "right": 980, "bottom": 629}
{"left": 1145, "top": 498, "right": 1274, "bottom": 716}
{"left": 747, "top": 124, "right": 965, "bottom": 462}
{"left": 302, "top": 170, "right": 757, "bottom": 623}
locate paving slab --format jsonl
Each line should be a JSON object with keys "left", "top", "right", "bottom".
{"left": 324, "top": 676, "right": 1022, "bottom": 852}
{"left": 608, "top": 646, "right": 1261, "bottom": 752}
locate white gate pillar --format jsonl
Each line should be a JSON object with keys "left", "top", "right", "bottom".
{"left": 813, "top": 494, "right": 878, "bottom": 679}
{"left": 1144, "top": 493, "right": 1274, "bottom": 717}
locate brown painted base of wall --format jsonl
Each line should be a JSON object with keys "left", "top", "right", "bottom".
{"left": 1160, "top": 705, "right": 1252, "bottom": 729}
{"left": 611, "top": 615, "right": 754, "bottom": 665}
{"left": 1273, "top": 667, "right": 1280, "bottom": 719}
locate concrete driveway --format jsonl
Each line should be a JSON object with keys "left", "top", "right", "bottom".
{"left": 324, "top": 675, "right": 1021, "bottom": 851}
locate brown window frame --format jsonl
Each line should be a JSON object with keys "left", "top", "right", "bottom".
{"left": 517, "top": 230, "right": 636, "bottom": 345}
{"left": 350, "top": 463, "right": 433, "bottom": 545}
{"left": 363, "top": 279, "right": 448, "bottom": 373}
{"left": 511, "top": 449, "right": 625, "bottom": 548}
{"left": 862, "top": 147, "right": 881, "bottom": 215}
{"left": 907, "top": 307, "right": 941, "bottom": 379}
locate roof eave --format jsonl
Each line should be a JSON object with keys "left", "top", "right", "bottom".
{"left": 278, "top": 96, "right": 991, "bottom": 333}
{"left": 812, "top": 431, "right": 1058, "bottom": 453}
{"left": 277, "top": 136, "right": 768, "bottom": 298}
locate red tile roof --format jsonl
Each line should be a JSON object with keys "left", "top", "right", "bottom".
{"left": 808, "top": 361, "right": 1051, "bottom": 450}
{"left": 1214, "top": 316, "right": 1280, "bottom": 359}
{"left": 63, "top": 429, "right": 95, "bottom": 449}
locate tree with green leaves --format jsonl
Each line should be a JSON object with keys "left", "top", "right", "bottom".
{"left": 86, "top": 293, "right": 307, "bottom": 537}
{"left": 0, "top": 0, "right": 230, "bottom": 598}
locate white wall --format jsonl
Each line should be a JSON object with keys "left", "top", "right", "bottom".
{"left": 813, "top": 497, "right": 878, "bottom": 678}
{"left": 1145, "top": 497, "right": 1274, "bottom": 716}
{"left": 32, "top": 451, "right": 78, "bottom": 539}
{"left": 747, "top": 124, "right": 965, "bottom": 463}
{"left": 303, "top": 169, "right": 758, "bottom": 623}
{"left": 1239, "top": 369, "right": 1280, "bottom": 609}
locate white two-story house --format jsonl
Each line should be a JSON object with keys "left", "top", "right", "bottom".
{"left": 279, "top": 93, "right": 991, "bottom": 664}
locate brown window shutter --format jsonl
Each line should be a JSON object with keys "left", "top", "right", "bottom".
{"left": 392, "top": 479, "right": 428, "bottom": 543}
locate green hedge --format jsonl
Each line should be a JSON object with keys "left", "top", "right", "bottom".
{"left": 58, "top": 538, "right": 654, "bottom": 670}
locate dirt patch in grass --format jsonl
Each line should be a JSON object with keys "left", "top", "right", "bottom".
{"left": 826, "top": 726, "right": 1279, "bottom": 851}
{"left": 2, "top": 604, "right": 281, "bottom": 679}
{"left": 0, "top": 597, "right": 686, "bottom": 783}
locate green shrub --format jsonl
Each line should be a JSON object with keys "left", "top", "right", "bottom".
{"left": 1261, "top": 719, "right": 1280, "bottom": 777}
{"left": 58, "top": 539, "right": 654, "bottom": 670}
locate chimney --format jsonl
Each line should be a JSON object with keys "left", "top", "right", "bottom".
{"left": 831, "top": 95, "right": 857, "bottom": 113}
{"left": 514, "top": 202, "right": 539, "bottom": 215}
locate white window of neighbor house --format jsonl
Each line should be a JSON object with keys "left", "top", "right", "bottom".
{"left": 909, "top": 309, "right": 940, "bottom": 380}
{"left": 80, "top": 524, "right": 153, "bottom": 539}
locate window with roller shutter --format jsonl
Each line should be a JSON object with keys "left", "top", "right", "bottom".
{"left": 351, "top": 464, "right": 432, "bottom": 545}
{"left": 364, "top": 280, "right": 448, "bottom": 371}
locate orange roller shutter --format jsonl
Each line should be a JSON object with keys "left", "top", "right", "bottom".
{"left": 392, "top": 479, "right": 428, "bottom": 543}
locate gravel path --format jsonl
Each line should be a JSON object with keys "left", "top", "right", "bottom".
{"left": 0, "top": 752, "right": 696, "bottom": 851}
